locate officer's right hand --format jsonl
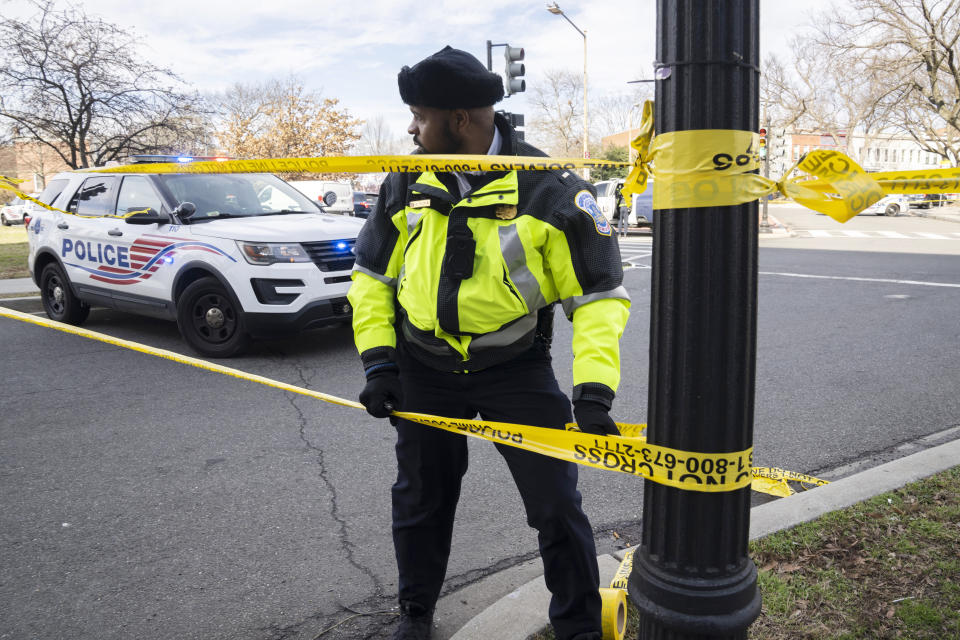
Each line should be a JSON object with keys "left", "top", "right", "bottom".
{"left": 573, "top": 399, "right": 620, "bottom": 436}
{"left": 359, "top": 367, "right": 403, "bottom": 419}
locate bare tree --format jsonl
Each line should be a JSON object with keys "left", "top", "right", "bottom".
{"left": 591, "top": 86, "right": 654, "bottom": 142}
{"left": 812, "top": 0, "right": 960, "bottom": 164}
{"left": 0, "top": 1, "right": 208, "bottom": 168}
{"left": 527, "top": 69, "right": 583, "bottom": 156}
{"left": 215, "top": 77, "right": 363, "bottom": 181}
{"left": 763, "top": 32, "right": 904, "bottom": 167}
{"left": 359, "top": 115, "right": 405, "bottom": 156}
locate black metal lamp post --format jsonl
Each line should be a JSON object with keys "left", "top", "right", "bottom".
{"left": 627, "top": 1, "right": 763, "bottom": 638}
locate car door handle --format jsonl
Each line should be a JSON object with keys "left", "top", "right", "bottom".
{"left": 108, "top": 229, "right": 123, "bottom": 236}
{"left": 57, "top": 222, "right": 69, "bottom": 229}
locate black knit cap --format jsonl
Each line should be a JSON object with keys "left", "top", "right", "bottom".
{"left": 398, "top": 46, "right": 504, "bottom": 109}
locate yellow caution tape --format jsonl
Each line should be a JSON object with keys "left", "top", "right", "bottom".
{"left": 0, "top": 305, "right": 829, "bottom": 495}
{"left": 621, "top": 100, "right": 960, "bottom": 223}
{"left": 80, "top": 155, "right": 626, "bottom": 176}
{"left": 621, "top": 101, "right": 885, "bottom": 222}
{"left": 5, "top": 112, "right": 955, "bottom": 225}
{"left": 0, "top": 175, "right": 150, "bottom": 220}
{"left": 599, "top": 587, "right": 627, "bottom": 640}
{"left": 601, "top": 549, "right": 635, "bottom": 639}
{"left": 801, "top": 167, "right": 960, "bottom": 196}
{"left": 609, "top": 548, "right": 634, "bottom": 591}
{"left": 750, "top": 466, "right": 830, "bottom": 498}
{"left": 0, "top": 155, "right": 626, "bottom": 220}
{"left": 0, "top": 305, "right": 771, "bottom": 494}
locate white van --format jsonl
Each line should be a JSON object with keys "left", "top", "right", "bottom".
{"left": 593, "top": 178, "right": 654, "bottom": 227}
{"left": 287, "top": 180, "right": 354, "bottom": 215}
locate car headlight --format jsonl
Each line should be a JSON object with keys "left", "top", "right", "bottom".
{"left": 238, "top": 242, "right": 312, "bottom": 265}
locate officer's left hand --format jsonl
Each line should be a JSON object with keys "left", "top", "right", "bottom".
{"left": 573, "top": 400, "right": 620, "bottom": 436}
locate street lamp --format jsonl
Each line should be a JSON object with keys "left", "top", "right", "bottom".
{"left": 546, "top": 2, "right": 589, "bottom": 180}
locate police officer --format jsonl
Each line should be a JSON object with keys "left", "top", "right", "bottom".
{"left": 347, "top": 46, "right": 630, "bottom": 640}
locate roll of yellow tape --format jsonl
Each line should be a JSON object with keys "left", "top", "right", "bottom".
{"left": 600, "top": 587, "right": 627, "bottom": 640}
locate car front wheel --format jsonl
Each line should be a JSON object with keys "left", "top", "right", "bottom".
{"left": 883, "top": 204, "right": 900, "bottom": 216}
{"left": 1, "top": 213, "right": 9, "bottom": 226}
{"left": 176, "top": 276, "right": 249, "bottom": 357}
{"left": 40, "top": 262, "right": 90, "bottom": 325}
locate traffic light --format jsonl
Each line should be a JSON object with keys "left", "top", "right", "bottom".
{"left": 500, "top": 111, "right": 525, "bottom": 140}
{"left": 504, "top": 45, "right": 525, "bottom": 96}
{"left": 768, "top": 127, "right": 787, "bottom": 158}
{"left": 758, "top": 127, "right": 767, "bottom": 159}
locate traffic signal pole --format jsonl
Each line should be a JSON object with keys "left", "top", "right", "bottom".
{"left": 628, "top": 1, "right": 762, "bottom": 638}
{"left": 761, "top": 105, "right": 771, "bottom": 232}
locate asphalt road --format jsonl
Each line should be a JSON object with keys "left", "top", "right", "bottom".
{"left": 2, "top": 207, "right": 959, "bottom": 639}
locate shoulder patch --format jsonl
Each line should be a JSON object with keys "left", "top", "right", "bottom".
{"left": 574, "top": 190, "right": 611, "bottom": 236}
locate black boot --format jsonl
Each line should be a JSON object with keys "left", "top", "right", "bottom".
{"left": 391, "top": 601, "right": 433, "bottom": 640}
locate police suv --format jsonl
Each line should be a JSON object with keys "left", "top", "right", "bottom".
{"left": 26, "top": 162, "right": 363, "bottom": 357}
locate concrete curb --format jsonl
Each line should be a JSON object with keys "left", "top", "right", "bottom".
{"left": 912, "top": 211, "right": 960, "bottom": 225}
{"left": 749, "top": 437, "right": 960, "bottom": 540}
{"left": 444, "top": 438, "right": 960, "bottom": 640}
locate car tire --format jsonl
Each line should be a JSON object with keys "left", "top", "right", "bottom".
{"left": 883, "top": 204, "right": 900, "bottom": 216}
{"left": 40, "top": 262, "right": 90, "bottom": 325}
{"left": 176, "top": 276, "right": 249, "bottom": 357}
{"left": 1, "top": 214, "right": 9, "bottom": 226}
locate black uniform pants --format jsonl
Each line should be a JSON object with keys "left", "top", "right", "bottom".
{"left": 393, "top": 342, "right": 602, "bottom": 639}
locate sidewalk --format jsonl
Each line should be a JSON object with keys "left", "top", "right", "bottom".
{"left": 0, "top": 277, "right": 38, "bottom": 296}
{"left": 440, "top": 437, "right": 960, "bottom": 640}
{"left": 911, "top": 203, "right": 960, "bottom": 224}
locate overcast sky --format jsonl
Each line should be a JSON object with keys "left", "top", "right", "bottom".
{"left": 4, "top": 0, "right": 834, "bottom": 145}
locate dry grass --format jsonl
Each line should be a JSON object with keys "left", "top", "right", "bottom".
{"left": 528, "top": 467, "right": 960, "bottom": 640}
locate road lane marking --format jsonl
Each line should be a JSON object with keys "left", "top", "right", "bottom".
{"left": 759, "top": 271, "right": 960, "bottom": 288}
{"left": 796, "top": 229, "right": 960, "bottom": 239}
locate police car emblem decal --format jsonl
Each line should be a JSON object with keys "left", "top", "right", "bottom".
{"left": 62, "top": 233, "right": 236, "bottom": 285}
{"left": 574, "top": 190, "right": 611, "bottom": 236}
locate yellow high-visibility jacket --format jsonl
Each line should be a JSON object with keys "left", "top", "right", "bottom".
{"left": 348, "top": 118, "right": 630, "bottom": 397}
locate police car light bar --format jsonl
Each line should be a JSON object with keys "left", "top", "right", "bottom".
{"left": 125, "top": 154, "right": 233, "bottom": 164}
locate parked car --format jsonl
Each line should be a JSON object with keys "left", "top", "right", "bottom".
{"left": 27, "top": 168, "right": 363, "bottom": 357}
{"left": 908, "top": 193, "right": 946, "bottom": 209}
{"left": 353, "top": 192, "right": 378, "bottom": 218}
{"left": 859, "top": 194, "right": 910, "bottom": 216}
{"left": 286, "top": 180, "right": 354, "bottom": 215}
{"left": 1, "top": 196, "right": 33, "bottom": 225}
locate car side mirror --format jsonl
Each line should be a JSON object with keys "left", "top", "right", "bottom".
{"left": 173, "top": 201, "right": 197, "bottom": 218}
{"left": 322, "top": 191, "right": 338, "bottom": 207}
{"left": 124, "top": 208, "right": 171, "bottom": 225}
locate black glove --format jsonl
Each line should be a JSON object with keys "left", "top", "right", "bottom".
{"left": 359, "top": 365, "right": 403, "bottom": 418}
{"left": 572, "top": 383, "right": 620, "bottom": 436}
{"left": 359, "top": 347, "right": 403, "bottom": 420}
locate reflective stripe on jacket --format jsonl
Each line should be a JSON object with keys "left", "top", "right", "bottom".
{"left": 348, "top": 116, "right": 630, "bottom": 391}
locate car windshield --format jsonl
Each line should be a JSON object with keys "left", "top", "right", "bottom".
{"left": 157, "top": 173, "right": 320, "bottom": 220}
